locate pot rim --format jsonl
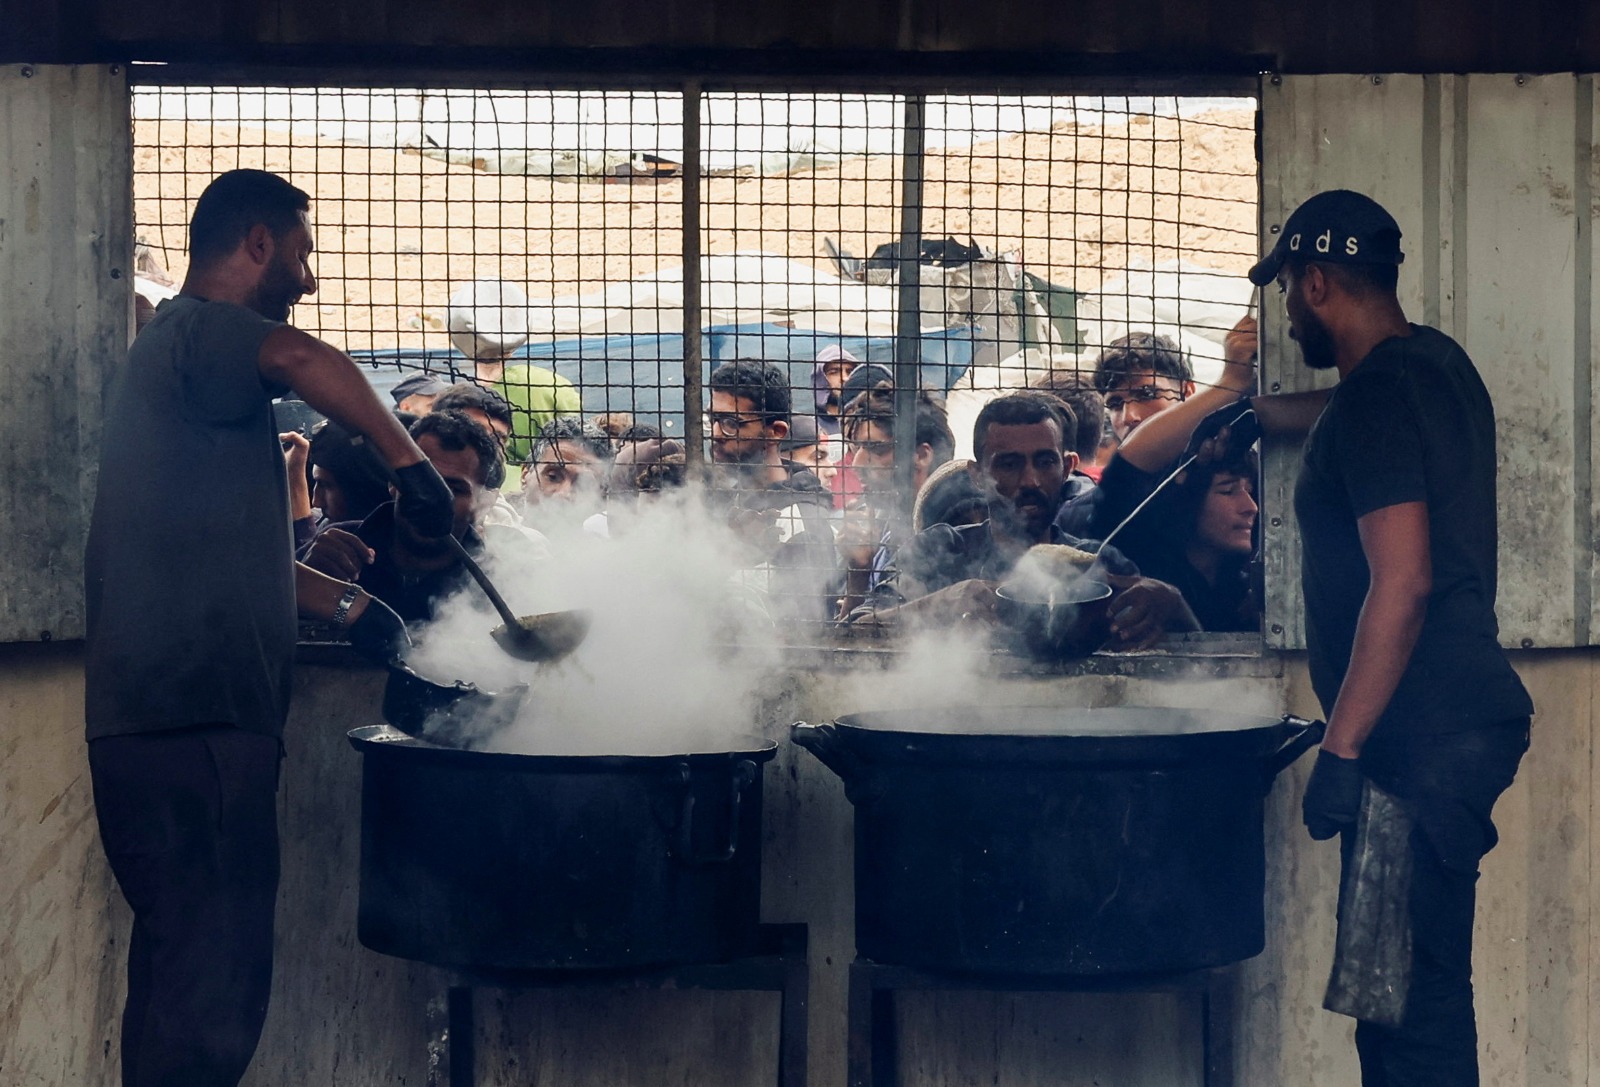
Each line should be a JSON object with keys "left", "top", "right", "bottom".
{"left": 830, "top": 704, "right": 1291, "bottom": 739}
{"left": 349, "top": 723, "right": 779, "bottom": 765}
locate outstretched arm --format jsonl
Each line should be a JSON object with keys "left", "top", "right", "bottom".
{"left": 1114, "top": 315, "right": 1258, "bottom": 472}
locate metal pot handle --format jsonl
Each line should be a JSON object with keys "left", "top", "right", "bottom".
{"left": 791, "top": 721, "right": 885, "bottom": 805}
{"left": 674, "top": 759, "right": 758, "bottom": 865}
{"left": 1265, "top": 715, "right": 1327, "bottom": 779}
{"left": 792, "top": 720, "right": 876, "bottom": 781}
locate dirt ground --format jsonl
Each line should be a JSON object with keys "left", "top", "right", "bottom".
{"left": 133, "top": 108, "right": 1256, "bottom": 351}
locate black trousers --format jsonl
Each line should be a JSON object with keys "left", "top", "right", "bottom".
{"left": 1346, "top": 717, "right": 1530, "bottom": 1087}
{"left": 88, "top": 726, "right": 282, "bottom": 1087}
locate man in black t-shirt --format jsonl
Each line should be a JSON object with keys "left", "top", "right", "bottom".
{"left": 1248, "top": 189, "right": 1534, "bottom": 1087}
{"left": 85, "top": 170, "right": 454, "bottom": 1087}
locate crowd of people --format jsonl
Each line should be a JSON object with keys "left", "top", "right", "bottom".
{"left": 277, "top": 316, "right": 1264, "bottom": 642}
{"left": 89, "top": 168, "right": 1534, "bottom": 1087}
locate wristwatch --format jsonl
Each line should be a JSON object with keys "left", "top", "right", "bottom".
{"left": 331, "top": 583, "right": 362, "bottom": 627}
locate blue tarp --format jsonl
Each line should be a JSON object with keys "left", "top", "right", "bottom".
{"left": 348, "top": 322, "right": 979, "bottom": 436}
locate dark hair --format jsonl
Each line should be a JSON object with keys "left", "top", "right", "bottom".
{"left": 528, "top": 415, "right": 612, "bottom": 465}
{"left": 1286, "top": 257, "right": 1401, "bottom": 296}
{"left": 307, "top": 419, "right": 394, "bottom": 523}
{"left": 431, "top": 383, "right": 514, "bottom": 431}
{"left": 1172, "top": 448, "right": 1260, "bottom": 543}
{"left": 409, "top": 409, "right": 506, "bottom": 489}
{"left": 842, "top": 384, "right": 956, "bottom": 466}
{"left": 971, "top": 390, "right": 1078, "bottom": 463}
{"left": 1092, "top": 331, "right": 1192, "bottom": 393}
{"left": 841, "top": 363, "right": 896, "bottom": 403}
{"left": 188, "top": 170, "right": 311, "bottom": 267}
{"left": 914, "top": 461, "right": 988, "bottom": 532}
{"left": 708, "top": 359, "right": 791, "bottom": 421}
{"left": 1030, "top": 371, "right": 1106, "bottom": 462}
{"left": 617, "top": 422, "right": 662, "bottom": 443}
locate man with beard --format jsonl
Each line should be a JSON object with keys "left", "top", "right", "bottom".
{"left": 851, "top": 391, "right": 1193, "bottom": 646}
{"left": 1248, "top": 189, "right": 1533, "bottom": 1086}
{"left": 84, "top": 169, "right": 453, "bottom": 1087}
{"left": 707, "top": 359, "right": 834, "bottom": 617}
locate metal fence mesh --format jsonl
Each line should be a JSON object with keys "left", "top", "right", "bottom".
{"left": 131, "top": 81, "right": 1259, "bottom": 634}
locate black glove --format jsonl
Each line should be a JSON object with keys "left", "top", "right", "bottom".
{"left": 1185, "top": 402, "right": 1261, "bottom": 462}
{"left": 393, "top": 460, "right": 455, "bottom": 539}
{"left": 1301, "top": 749, "right": 1364, "bottom": 840}
{"left": 345, "top": 594, "right": 411, "bottom": 665}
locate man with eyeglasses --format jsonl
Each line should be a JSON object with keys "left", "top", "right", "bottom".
{"left": 706, "top": 358, "right": 834, "bottom": 617}
{"left": 1094, "top": 331, "right": 1195, "bottom": 443}
{"left": 833, "top": 384, "right": 956, "bottom": 620}
{"left": 1056, "top": 319, "right": 1258, "bottom": 554}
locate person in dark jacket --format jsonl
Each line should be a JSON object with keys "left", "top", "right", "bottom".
{"left": 299, "top": 410, "right": 520, "bottom": 623}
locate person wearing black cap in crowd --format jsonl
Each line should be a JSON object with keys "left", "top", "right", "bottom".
{"left": 389, "top": 371, "right": 451, "bottom": 414}
{"left": 1245, "top": 189, "right": 1533, "bottom": 1086}
{"left": 779, "top": 411, "right": 835, "bottom": 490}
{"left": 83, "top": 169, "right": 454, "bottom": 1087}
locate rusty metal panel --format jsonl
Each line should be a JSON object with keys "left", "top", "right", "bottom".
{"left": 1584, "top": 75, "right": 1600, "bottom": 646}
{"left": 0, "top": 65, "right": 130, "bottom": 643}
{"left": 1257, "top": 74, "right": 1429, "bottom": 650}
{"left": 1262, "top": 73, "right": 1592, "bottom": 650}
{"left": 1458, "top": 74, "right": 1580, "bottom": 648}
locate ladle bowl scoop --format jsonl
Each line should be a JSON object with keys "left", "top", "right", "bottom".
{"left": 443, "top": 533, "right": 592, "bottom": 663}
{"left": 490, "top": 609, "right": 593, "bottom": 663}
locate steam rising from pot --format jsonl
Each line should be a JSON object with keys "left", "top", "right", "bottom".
{"left": 405, "top": 489, "right": 783, "bottom": 755}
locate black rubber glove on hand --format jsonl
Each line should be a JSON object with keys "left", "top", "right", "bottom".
{"left": 1185, "top": 403, "right": 1262, "bottom": 462}
{"left": 1302, "top": 749, "right": 1364, "bottom": 840}
{"left": 345, "top": 595, "right": 411, "bottom": 665}
{"left": 393, "top": 460, "right": 455, "bottom": 539}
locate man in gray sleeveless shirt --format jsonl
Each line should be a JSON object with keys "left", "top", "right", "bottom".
{"left": 84, "top": 170, "right": 455, "bottom": 1087}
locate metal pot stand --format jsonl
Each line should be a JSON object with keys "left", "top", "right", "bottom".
{"left": 846, "top": 957, "right": 1236, "bottom": 1087}
{"left": 426, "top": 923, "right": 809, "bottom": 1087}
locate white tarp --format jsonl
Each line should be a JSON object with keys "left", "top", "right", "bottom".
{"left": 1069, "top": 259, "right": 1254, "bottom": 389}
{"left": 452, "top": 254, "right": 915, "bottom": 342}
{"left": 942, "top": 259, "right": 1254, "bottom": 459}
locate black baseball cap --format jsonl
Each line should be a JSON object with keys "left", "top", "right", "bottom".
{"left": 390, "top": 372, "right": 451, "bottom": 403}
{"left": 1248, "top": 189, "right": 1405, "bottom": 287}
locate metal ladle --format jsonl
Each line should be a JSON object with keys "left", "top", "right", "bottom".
{"left": 444, "top": 535, "right": 591, "bottom": 663}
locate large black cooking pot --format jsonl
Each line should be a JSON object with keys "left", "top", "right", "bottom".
{"left": 793, "top": 706, "right": 1322, "bottom": 975}
{"left": 349, "top": 725, "right": 778, "bottom": 971}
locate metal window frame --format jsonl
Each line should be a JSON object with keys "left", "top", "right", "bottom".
{"left": 129, "top": 65, "right": 1268, "bottom": 655}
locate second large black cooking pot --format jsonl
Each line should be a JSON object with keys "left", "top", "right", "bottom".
{"left": 350, "top": 725, "right": 777, "bottom": 971}
{"left": 793, "top": 706, "right": 1322, "bottom": 975}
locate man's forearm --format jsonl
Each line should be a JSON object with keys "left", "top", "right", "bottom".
{"left": 1250, "top": 388, "right": 1332, "bottom": 436}
{"left": 1322, "top": 582, "right": 1428, "bottom": 757}
{"left": 1116, "top": 380, "right": 1249, "bottom": 472}
{"left": 295, "top": 561, "right": 370, "bottom": 624}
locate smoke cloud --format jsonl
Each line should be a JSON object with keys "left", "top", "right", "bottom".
{"left": 405, "top": 488, "right": 786, "bottom": 755}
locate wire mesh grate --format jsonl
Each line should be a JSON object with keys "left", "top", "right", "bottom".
{"left": 132, "top": 81, "right": 1260, "bottom": 636}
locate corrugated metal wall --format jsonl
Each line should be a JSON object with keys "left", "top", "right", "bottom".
{"left": 1260, "top": 73, "right": 1599, "bottom": 650}
{"left": 0, "top": 65, "right": 130, "bottom": 643}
